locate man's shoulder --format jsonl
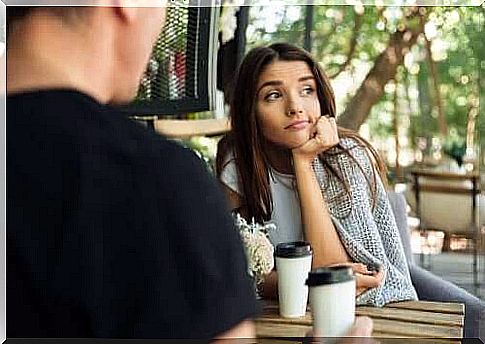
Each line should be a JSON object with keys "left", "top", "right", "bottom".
{"left": 8, "top": 89, "right": 198, "bottom": 165}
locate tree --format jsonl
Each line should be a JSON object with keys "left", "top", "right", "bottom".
{"left": 338, "top": 7, "right": 426, "bottom": 130}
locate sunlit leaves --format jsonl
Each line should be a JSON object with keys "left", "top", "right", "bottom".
{"left": 245, "top": 5, "right": 483, "bottom": 153}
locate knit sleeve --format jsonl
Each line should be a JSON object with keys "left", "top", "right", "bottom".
{"left": 345, "top": 139, "right": 413, "bottom": 278}
{"left": 314, "top": 137, "right": 418, "bottom": 306}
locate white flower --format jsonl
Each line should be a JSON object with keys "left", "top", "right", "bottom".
{"left": 219, "top": 5, "right": 239, "bottom": 44}
{"left": 219, "top": 0, "right": 247, "bottom": 45}
{"left": 234, "top": 213, "right": 275, "bottom": 281}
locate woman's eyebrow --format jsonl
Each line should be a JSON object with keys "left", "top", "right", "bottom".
{"left": 299, "top": 75, "right": 315, "bottom": 82}
{"left": 257, "top": 75, "right": 316, "bottom": 95}
{"left": 257, "top": 80, "right": 282, "bottom": 95}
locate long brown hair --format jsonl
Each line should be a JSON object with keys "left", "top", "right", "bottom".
{"left": 216, "top": 43, "right": 387, "bottom": 222}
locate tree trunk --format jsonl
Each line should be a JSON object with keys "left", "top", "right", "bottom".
{"left": 424, "top": 26, "right": 448, "bottom": 136}
{"left": 337, "top": 11, "right": 426, "bottom": 131}
{"left": 465, "top": 102, "right": 478, "bottom": 155}
{"left": 393, "top": 77, "right": 401, "bottom": 182}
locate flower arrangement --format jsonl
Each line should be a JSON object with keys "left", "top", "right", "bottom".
{"left": 234, "top": 213, "right": 275, "bottom": 290}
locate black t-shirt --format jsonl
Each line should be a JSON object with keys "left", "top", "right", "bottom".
{"left": 7, "top": 89, "right": 257, "bottom": 338}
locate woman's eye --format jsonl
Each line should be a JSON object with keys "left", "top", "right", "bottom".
{"left": 265, "top": 91, "right": 281, "bottom": 101}
{"left": 302, "top": 86, "right": 314, "bottom": 96}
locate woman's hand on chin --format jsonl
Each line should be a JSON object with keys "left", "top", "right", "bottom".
{"left": 291, "top": 115, "right": 339, "bottom": 164}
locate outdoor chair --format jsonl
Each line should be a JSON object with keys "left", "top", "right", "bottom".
{"left": 404, "top": 169, "right": 482, "bottom": 288}
{"left": 388, "top": 191, "right": 485, "bottom": 340}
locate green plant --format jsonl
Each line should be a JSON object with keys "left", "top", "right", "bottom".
{"left": 443, "top": 137, "right": 466, "bottom": 166}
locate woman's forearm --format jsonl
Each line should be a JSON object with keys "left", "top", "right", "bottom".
{"left": 293, "top": 157, "right": 350, "bottom": 268}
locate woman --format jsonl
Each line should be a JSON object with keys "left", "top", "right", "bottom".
{"left": 216, "top": 43, "right": 418, "bottom": 306}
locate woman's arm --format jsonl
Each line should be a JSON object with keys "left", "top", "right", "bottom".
{"left": 292, "top": 116, "right": 350, "bottom": 268}
{"left": 292, "top": 157, "right": 350, "bottom": 268}
{"left": 292, "top": 118, "right": 386, "bottom": 295}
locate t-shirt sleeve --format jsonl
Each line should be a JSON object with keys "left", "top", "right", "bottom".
{"left": 219, "top": 151, "right": 242, "bottom": 196}
{"left": 134, "top": 141, "right": 257, "bottom": 339}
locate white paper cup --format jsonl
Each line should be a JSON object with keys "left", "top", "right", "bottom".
{"left": 275, "top": 241, "right": 313, "bottom": 318}
{"left": 306, "top": 266, "right": 356, "bottom": 339}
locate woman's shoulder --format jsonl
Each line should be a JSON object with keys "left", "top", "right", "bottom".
{"left": 218, "top": 146, "right": 236, "bottom": 173}
{"left": 217, "top": 145, "right": 241, "bottom": 192}
{"left": 216, "top": 135, "right": 237, "bottom": 174}
{"left": 339, "top": 136, "right": 365, "bottom": 151}
{"left": 334, "top": 135, "right": 376, "bottom": 176}
{"left": 327, "top": 136, "right": 368, "bottom": 163}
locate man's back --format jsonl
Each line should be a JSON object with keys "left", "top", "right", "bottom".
{"left": 7, "top": 89, "right": 257, "bottom": 338}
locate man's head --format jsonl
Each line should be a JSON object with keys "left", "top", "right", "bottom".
{"left": 7, "top": 6, "right": 85, "bottom": 32}
{"left": 7, "top": 2, "right": 167, "bottom": 104}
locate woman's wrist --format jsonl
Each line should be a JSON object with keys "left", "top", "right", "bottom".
{"left": 291, "top": 152, "right": 314, "bottom": 171}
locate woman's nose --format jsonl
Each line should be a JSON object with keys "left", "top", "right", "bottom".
{"left": 287, "top": 109, "right": 300, "bottom": 117}
{"left": 286, "top": 99, "right": 303, "bottom": 117}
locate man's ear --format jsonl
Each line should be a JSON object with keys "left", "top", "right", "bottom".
{"left": 108, "top": 0, "right": 146, "bottom": 24}
{"left": 113, "top": 2, "right": 139, "bottom": 24}
{"left": 99, "top": 0, "right": 168, "bottom": 24}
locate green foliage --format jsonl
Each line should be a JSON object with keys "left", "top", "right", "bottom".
{"left": 245, "top": 5, "right": 483, "bottom": 165}
{"left": 443, "top": 135, "right": 466, "bottom": 166}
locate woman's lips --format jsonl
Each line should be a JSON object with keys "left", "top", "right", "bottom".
{"left": 285, "top": 120, "right": 309, "bottom": 130}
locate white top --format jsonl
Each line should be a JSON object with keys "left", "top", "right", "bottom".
{"left": 220, "top": 153, "right": 303, "bottom": 246}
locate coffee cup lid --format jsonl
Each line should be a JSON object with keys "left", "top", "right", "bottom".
{"left": 305, "top": 266, "right": 354, "bottom": 286}
{"left": 275, "top": 241, "right": 312, "bottom": 258}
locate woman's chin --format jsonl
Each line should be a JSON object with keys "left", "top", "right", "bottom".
{"left": 265, "top": 134, "right": 310, "bottom": 151}
{"left": 287, "top": 134, "right": 311, "bottom": 150}
{"left": 288, "top": 139, "right": 308, "bottom": 150}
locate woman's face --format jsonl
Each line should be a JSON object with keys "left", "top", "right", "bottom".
{"left": 255, "top": 60, "right": 322, "bottom": 150}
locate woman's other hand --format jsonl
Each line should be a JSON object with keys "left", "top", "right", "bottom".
{"left": 327, "top": 263, "right": 386, "bottom": 296}
{"left": 292, "top": 115, "right": 339, "bottom": 163}
{"left": 352, "top": 263, "right": 386, "bottom": 296}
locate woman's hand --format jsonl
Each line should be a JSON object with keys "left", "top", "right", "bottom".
{"left": 292, "top": 115, "right": 339, "bottom": 164}
{"left": 352, "top": 263, "right": 386, "bottom": 296}
{"left": 327, "top": 263, "right": 386, "bottom": 296}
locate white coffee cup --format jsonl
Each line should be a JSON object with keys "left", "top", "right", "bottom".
{"left": 275, "top": 241, "right": 313, "bottom": 318}
{"left": 306, "top": 266, "right": 356, "bottom": 339}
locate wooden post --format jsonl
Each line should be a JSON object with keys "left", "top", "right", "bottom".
{"left": 304, "top": 3, "right": 314, "bottom": 53}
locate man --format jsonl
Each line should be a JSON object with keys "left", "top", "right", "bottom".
{"left": 7, "top": 2, "right": 256, "bottom": 338}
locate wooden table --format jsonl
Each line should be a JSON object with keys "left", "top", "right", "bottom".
{"left": 256, "top": 300, "right": 464, "bottom": 343}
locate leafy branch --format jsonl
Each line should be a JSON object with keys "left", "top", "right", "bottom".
{"left": 328, "top": 9, "right": 364, "bottom": 79}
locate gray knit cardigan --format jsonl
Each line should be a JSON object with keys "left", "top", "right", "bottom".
{"left": 313, "top": 137, "right": 418, "bottom": 306}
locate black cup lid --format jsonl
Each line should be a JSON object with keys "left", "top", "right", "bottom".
{"left": 305, "top": 266, "right": 355, "bottom": 286}
{"left": 275, "top": 241, "right": 312, "bottom": 258}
